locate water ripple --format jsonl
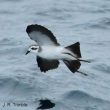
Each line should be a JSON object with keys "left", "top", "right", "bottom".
{"left": 93, "top": 63, "right": 110, "bottom": 74}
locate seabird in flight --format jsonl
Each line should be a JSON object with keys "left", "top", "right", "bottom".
{"left": 26, "top": 24, "right": 89, "bottom": 75}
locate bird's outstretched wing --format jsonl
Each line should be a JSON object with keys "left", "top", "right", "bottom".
{"left": 37, "top": 56, "right": 60, "bottom": 72}
{"left": 26, "top": 24, "right": 60, "bottom": 46}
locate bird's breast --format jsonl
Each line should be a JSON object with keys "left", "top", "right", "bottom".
{"left": 38, "top": 46, "right": 64, "bottom": 60}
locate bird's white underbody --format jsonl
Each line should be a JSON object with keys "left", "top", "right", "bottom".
{"left": 30, "top": 45, "right": 77, "bottom": 60}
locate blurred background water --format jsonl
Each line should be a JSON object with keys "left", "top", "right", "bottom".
{"left": 0, "top": 0, "right": 110, "bottom": 110}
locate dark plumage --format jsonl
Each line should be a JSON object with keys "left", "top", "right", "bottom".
{"left": 37, "top": 56, "right": 59, "bottom": 72}
{"left": 65, "top": 42, "right": 82, "bottom": 58}
{"left": 63, "top": 60, "right": 81, "bottom": 73}
{"left": 26, "top": 24, "right": 60, "bottom": 46}
{"left": 37, "top": 99, "right": 55, "bottom": 109}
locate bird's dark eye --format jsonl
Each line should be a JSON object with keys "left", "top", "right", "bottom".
{"left": 31, "top": 47, "right": 37, "bottom": 50}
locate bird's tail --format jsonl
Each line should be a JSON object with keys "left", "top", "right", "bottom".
{"left": 64, "top": 42, "right": 89, "bottom": 75}
{"left": 65, "top": 42, "right": 91, "bottom": 63}
{"left": 65, "top": 42, "right": 82, "bottom": 58}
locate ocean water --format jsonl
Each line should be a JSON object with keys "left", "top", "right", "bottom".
{"left": 0, "top": 0, "right": 110, "bottom": 109}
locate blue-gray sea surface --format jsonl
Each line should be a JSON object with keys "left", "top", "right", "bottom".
{"left": 0, "top": 0, "right": 110, "bottom": 110}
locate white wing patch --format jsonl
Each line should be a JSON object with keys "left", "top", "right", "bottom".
{"left": 26, "top": 24, "right": 60, "bottom": 46}
{"left": 29, "top": 31, "right": 56, "bottom": 46}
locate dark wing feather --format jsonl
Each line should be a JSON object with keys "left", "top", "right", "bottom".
{"left": 37, "top": 56, "right": 60, "bottom": 72}
{"left": 26, "top": 24, "right": 60, "bottom": 46}
{"left": 63, "top": 60, "right": 81, "bottom": 73}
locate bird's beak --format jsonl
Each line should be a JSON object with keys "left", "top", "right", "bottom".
{"left": 25, "top": 50, "right": 30, "bottom": 55}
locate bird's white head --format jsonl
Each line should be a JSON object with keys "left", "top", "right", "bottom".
{"left": 26, "top": 45, "right": 40, "bottom": 55}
